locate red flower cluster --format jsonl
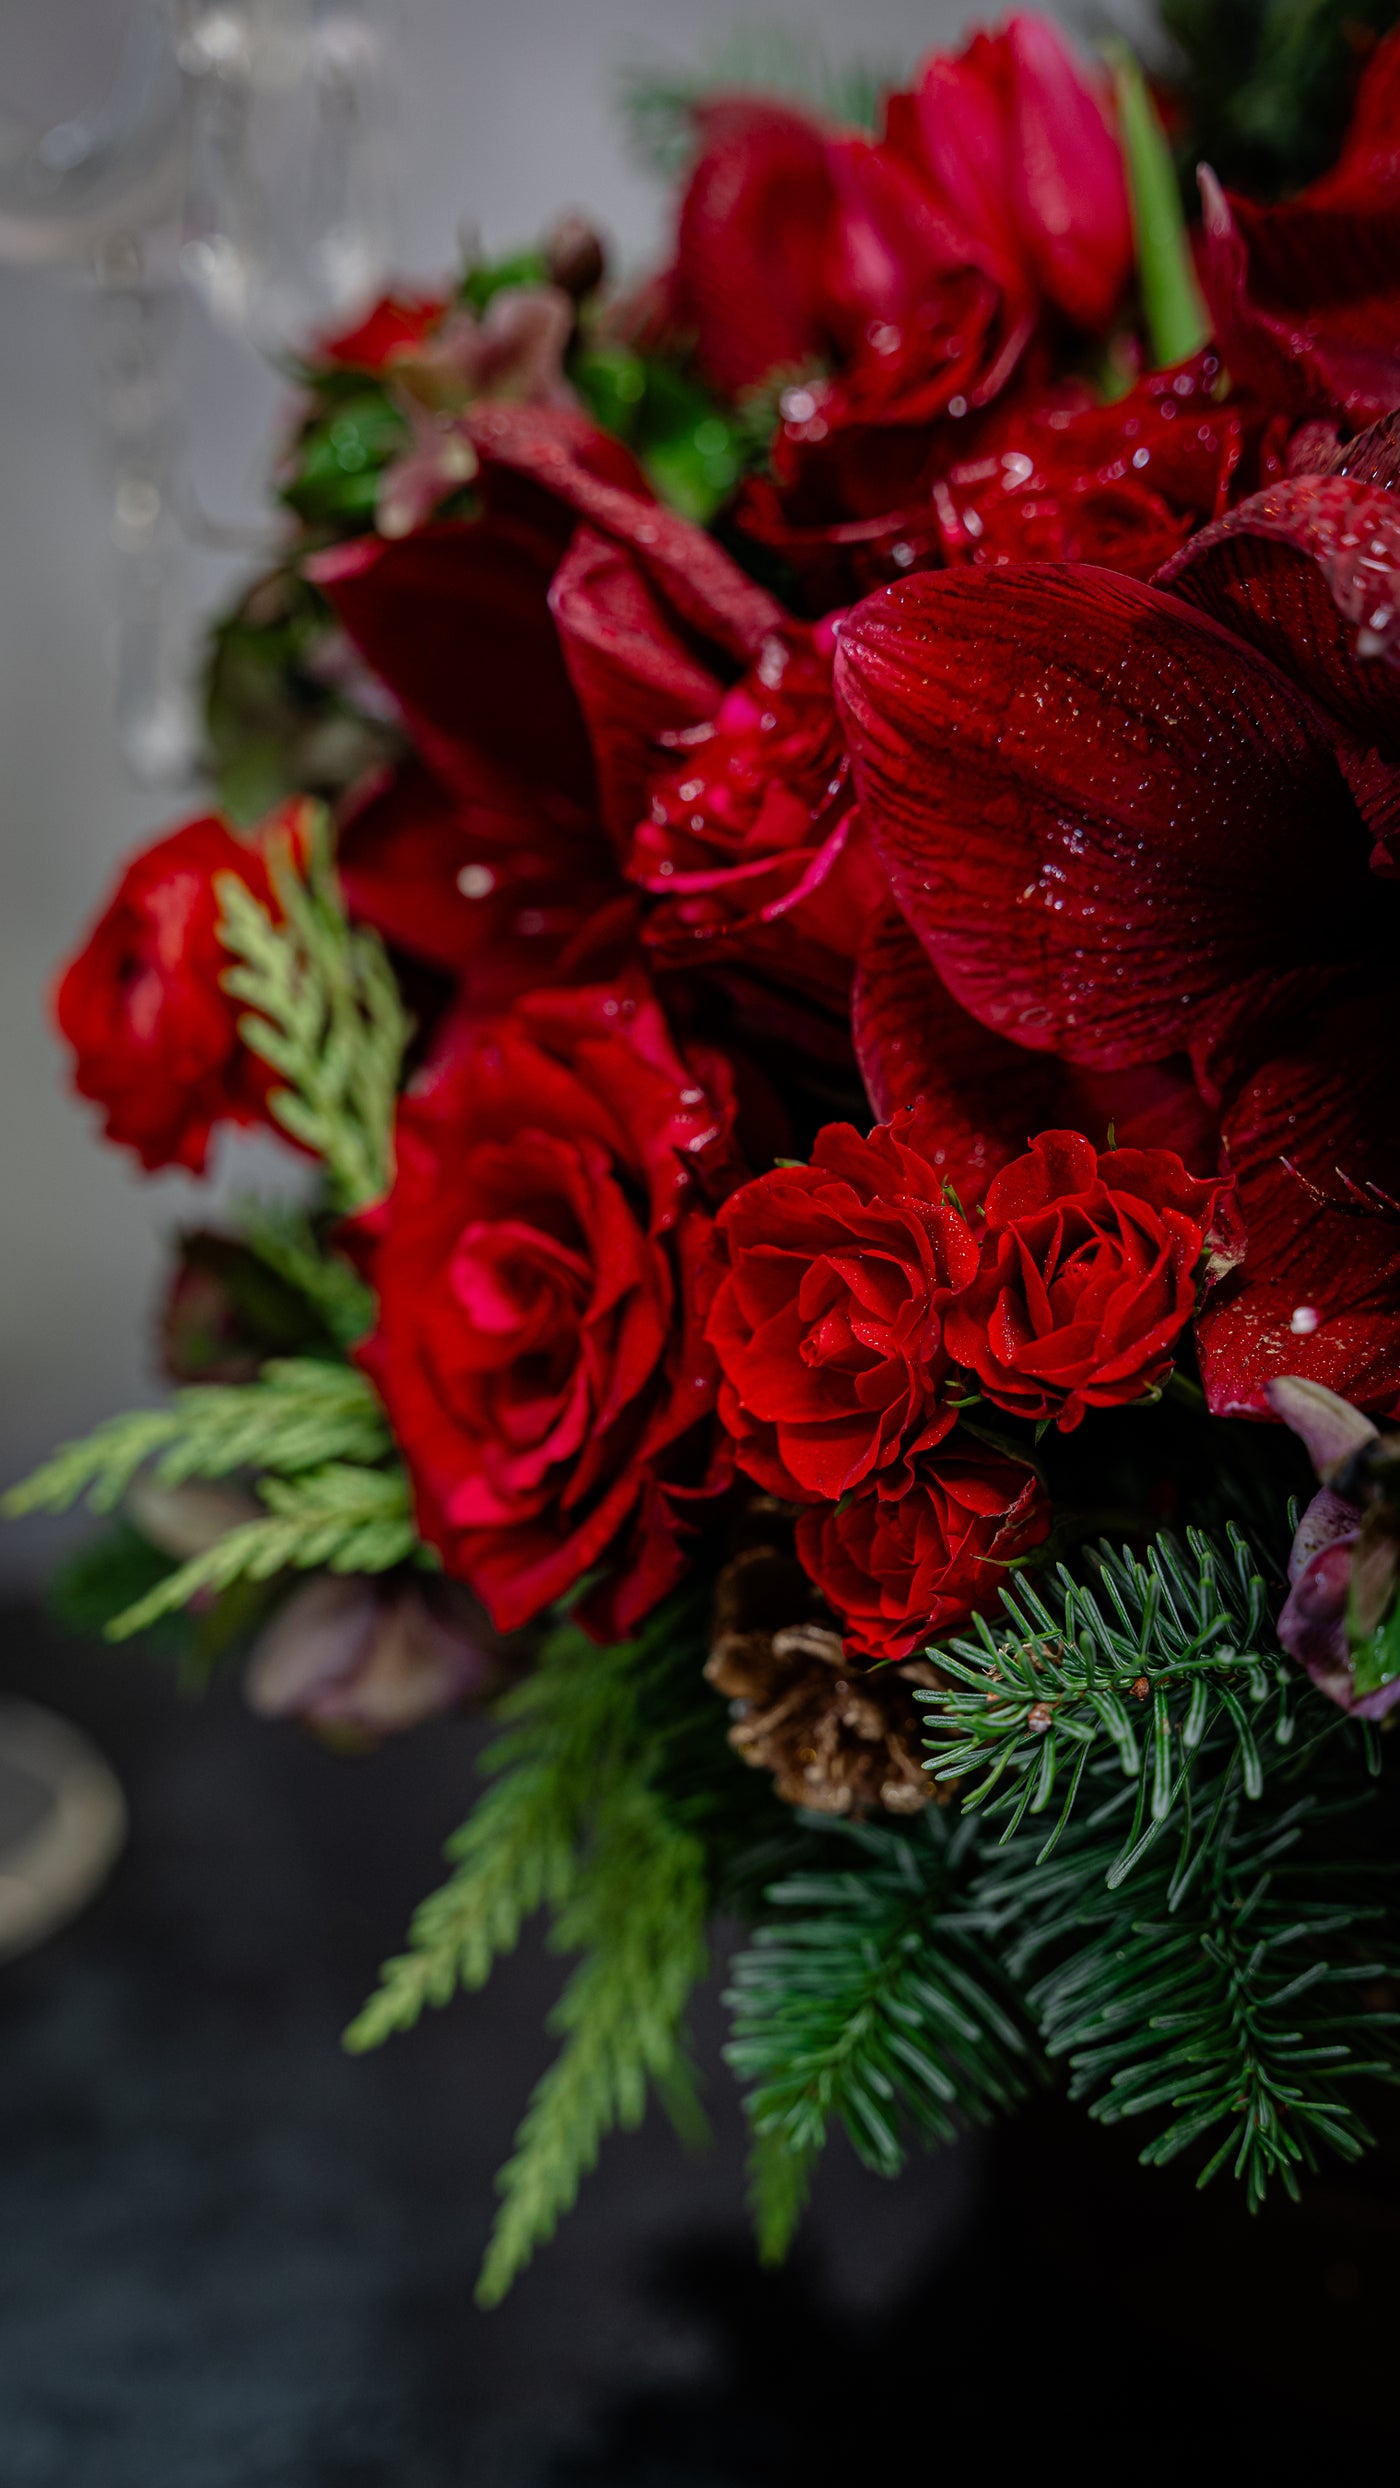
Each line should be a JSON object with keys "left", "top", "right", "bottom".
{"left": 708, "top": 1118, "right": 1221, "bottom": 1656}
{"left": 49, "top": 15, "right": 1400, "bottom": 1663}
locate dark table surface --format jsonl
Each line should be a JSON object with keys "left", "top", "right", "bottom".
{"left": 1, "top": 1603, "right": 1397, "bottom": 2487}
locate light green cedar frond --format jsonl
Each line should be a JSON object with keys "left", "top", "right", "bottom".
{"left": 4, "top": 1360, "right": 391, "bottom": 1521}
{"left": 215, "top": 807, "right": 408, "bottom": 1213}
{"left": 103, "top": 1463, "right": 419, "bottom": 1639}
{"left": 344, "top": 1597, "right": 724, "bottom": 2304}
{"left": 342, "top": 1623, "right": 644, "bottom": 2050}
{"left": 236, "top": 1200, "right": 377, "bottom": 1350}
{"left": 476, "top": 1777, "right": 709, "bottom": 2306}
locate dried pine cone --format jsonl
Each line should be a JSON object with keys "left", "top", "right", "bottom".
{"left": 705, "top": 1505, "right": 939, "bottom": 1816}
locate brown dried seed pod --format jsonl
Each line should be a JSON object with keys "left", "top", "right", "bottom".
{"left": 705, "top": 1514, "right": 942, "bottom": 1817}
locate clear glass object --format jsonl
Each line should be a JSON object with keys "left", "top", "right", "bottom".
{"left": 0, "top": 0, "right": 395, "bottom": 780}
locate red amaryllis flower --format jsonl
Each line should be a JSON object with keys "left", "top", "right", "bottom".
{"left": 358, "top": 971, "right": 739, "bottom": 1639}
{"left": 54, "top": 811, "right": 295, "bottom": 1176}
{"left": 706, "top": 1114, "right": 979, "bottom": 1503}
{"left": 795, "top": 1439, "right": 1051, "bottom": 1663}
{"left": 621, "top": 613, "right": 886, "bottom": 1010}
{"left": 1198, "top": 28, "right": 1400, "bottom": 425}
{"left": 885, "top": 16, "right": 1131, "bottom": 335}
{"left": 835, "top": 467, "right": 1400, "bottom": 1419}
{"left": 665, "top": 100, "right": 847, "bottom": 398}
{"left": 943, "top": 1130, "right": 1228, "bottom": 1430}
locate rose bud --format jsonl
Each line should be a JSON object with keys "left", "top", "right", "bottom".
{"left": 244, "top": 1572, "right": 500, "bottom": 1743}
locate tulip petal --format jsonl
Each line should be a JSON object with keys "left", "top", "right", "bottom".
{"left": 837, "top": 564, "right": 1370, "bottom": 1069}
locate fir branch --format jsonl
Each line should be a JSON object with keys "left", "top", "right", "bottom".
{"left": 237, "top": 1200, "right": 377, "bottom": 1350}
{"left": 4, "top": 1360, "right": 391, "bottom": 1520}
{"left": 919, "top": 1528, "right": 1298, "bottom": 1872}
{"left": 727, "top": 1810, "right": 1036, "bottom": 2197}
{"left": 746, "top": 2126, "right": 815, "bottom": 2268}
{"left": 102, "top": 1463, "right": 419, "bottom": 1640}
{"left": 215, "top": 808, "right": 408, "bottom": 1213}
{"left": 978, "top": 1741, "right": 1400, "bottom": 2209}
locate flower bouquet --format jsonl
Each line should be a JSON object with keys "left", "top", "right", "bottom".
{"left": 12, "top": 5, "right": 1400, "bottom": 2303}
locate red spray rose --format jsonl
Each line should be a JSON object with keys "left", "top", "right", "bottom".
{"left": 53, "top": 811, "right": 295, "bottom": 1176}
{"left": 359, "top": 971, "right": 739, "bottom": 1638}
{"left": 795, "top": 1440, "right": 1051, "bottom": 1663}
{"left": 944, "top": 1130, "right": 1228, "bottom": 1430}
{"left": 706, "top": 1114, "right": 979, "bottom": 1503}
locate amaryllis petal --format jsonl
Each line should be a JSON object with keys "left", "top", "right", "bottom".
{"left": 1198, "top": 165, "right": 1400, "bottom": 425}
{"left": 1195, "top": 983, "right": 1400, "bottom": 1419}
{"left": 550, "top": 527, "right": 729, "bottom": 849}
{"left": 311, "top": 509, "right": 596, "bottom": 821}
{"left": 1158, "top": 471, "right": 1400, "bottom": 757}
{"left": 836, "top": 564, "right": 1371, "bottom": 1069}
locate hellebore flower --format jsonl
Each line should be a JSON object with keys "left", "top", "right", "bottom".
{"left": 835, "top": 448, "right": 1400, "bottom": 1421}
{"left": 1268, "top": 1375, "right": 1400, "bottom": 1718}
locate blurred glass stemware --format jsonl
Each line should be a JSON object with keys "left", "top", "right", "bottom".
{"left": 0, "top": 0, "right": 394, "bottom": 782}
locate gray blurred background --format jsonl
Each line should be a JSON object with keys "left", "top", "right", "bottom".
{"left": 0, "top": 0, "right": 1140, "bottom": 1571}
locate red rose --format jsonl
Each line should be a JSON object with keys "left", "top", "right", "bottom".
{"left": 359, "top": 972, "right": 739, "bottom": 1638}
{"left": 796, "top": 1440, "right": 1050, "bottom": 1662}
{"left": 53, "top": 813, "right": 289, "bottom": 1175}
{"left": 943, "top": 1130, "right": 1226, "bottom": 1431}
{"left": 706, "top": 1114, "right": 979, "bottom": 1502}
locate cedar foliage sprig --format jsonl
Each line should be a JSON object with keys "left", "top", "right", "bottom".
{"left": 101, "top": 1465, "right": 420, "bottom": 1640}
{"left": 4, "top": 1360, "right": 391, "bottom": 1517}
{"left": 345, "top": 1594, "right": 744, "bottom": 2307}
{"left": 2, "top": 1360, "right": 415, "bottom": 1638}
{"left": 727, "top": 1808, "right": 1037, "bottom": 2251}
{"left": 237, "top": 1201, "right": 377, "bottom": 1350}
{"left": 215, "top": 806, "right": 408, "bottom": 1213}
{"left": 919, "top": 1528, "right": 1299, "bottom": 1875}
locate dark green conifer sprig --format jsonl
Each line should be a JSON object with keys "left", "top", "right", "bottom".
{"left": 919, "top": 1528, "right": 1299, "bottom": 1874}
{"left": 975, "top": 1735, "right": 1400, "bottom": 2209}
{"left": 727, "top": 1809, "right": 1037, "bottom": 2253}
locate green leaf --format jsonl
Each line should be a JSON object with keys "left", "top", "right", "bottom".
{"left": 1111, "top": 46, "right": 1210, "bottom": 368}
{"left": 214, "top": 807, "right": 408, "bottom": 1213}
